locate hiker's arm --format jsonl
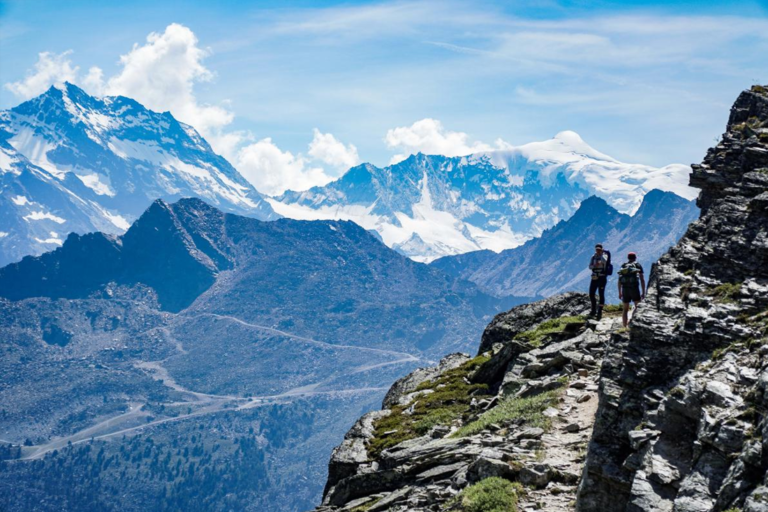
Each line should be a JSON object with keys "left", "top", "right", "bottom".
{"left": 618, "top": 279, "right": 622, "bottom": 299}
{"left": 640, "top": 273, "right": 646, "bottom": 298}
{"left": 588, "top": 257, "right": 595, "bottom": 270}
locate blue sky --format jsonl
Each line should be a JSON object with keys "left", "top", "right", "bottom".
{"left": 1, "top": 0, "right": 767, "bottom": 194}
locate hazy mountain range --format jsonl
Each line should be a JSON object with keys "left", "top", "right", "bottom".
{"left": 432, "top": 189, "right": 699, "bottom": 301}
{"left": 1, "top": 83, "right": 696, "bottom": 267}
{"left": 0, "top": 197, "right": 519, "bottom": 511}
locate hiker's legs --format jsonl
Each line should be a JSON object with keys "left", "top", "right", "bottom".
{"left": 622, "top": 302, "right": 630, "bottom": 327}
{"left": 589, "top": 279, "right": 599, "bottom": 315}
{"left": 597, "top": 277, "right": 606, "bottom": 319}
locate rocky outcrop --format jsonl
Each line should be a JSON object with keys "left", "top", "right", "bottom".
{"left": 311, "top": 85, "right": 768, "bottom": 512}
{"left": 314, "top": 293, "right": 618, "bottom": 511}
{"left": 479, "top": 292, "right": 590, "bottom": 353}
{"left": 578, "top": 85, "right": 768, "bottom": 511}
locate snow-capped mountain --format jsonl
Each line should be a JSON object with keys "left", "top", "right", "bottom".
{"left": 0, "top": 83, "right": 276, "bottom": 266}
{"left": 272, "top": 131, "right": 695, "bottom": 262}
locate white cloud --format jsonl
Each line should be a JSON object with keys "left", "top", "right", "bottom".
{"left": 385, "top": 118, "right": 501, "bottom": 164}
{"left": 6, "top": 23, "right": 364, "bottom": 197}
{"left": 103, "top": 23, "right": 234, "bottom": 135}
{"left": 4, "top": 51, "right": 79, "bottom": 100}
{"left": 234, "top": 138, "right": 332, "bottom": 196}
{"left": 82, "top": 66, "right": 106, "bottom": 96}
{"left": 308, "top": 128, "right": 360, "bottom": 170}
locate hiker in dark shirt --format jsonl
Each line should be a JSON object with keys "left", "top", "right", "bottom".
{"left": 618, "top": 252, "right": 646, "bottom": 328}
{"left": 588, "top": 243, "right": 610, "bottom": 320}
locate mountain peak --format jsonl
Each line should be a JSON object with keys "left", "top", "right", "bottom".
{"left": 0, "top": 83, "right": 277, "bottom": 265}
{"left": 573, "top": 195, "right": 616, "bottom": 216}
{"left": 553, "top": 130, "right": 585, "bottom": 144}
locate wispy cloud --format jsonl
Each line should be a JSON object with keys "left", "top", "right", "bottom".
{"left": 3, "top": 1, "right": 768, "bottom": 174}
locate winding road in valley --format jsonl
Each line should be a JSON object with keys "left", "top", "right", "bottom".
{"left": 16, "top": 313, "right": 424, "bottom": 461}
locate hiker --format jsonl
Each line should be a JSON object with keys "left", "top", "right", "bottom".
{"left": 618, "top": 252, "right": 646, "bottom": 328}
{"left": 588, "top": 243, "right": 611, "bottom": 320}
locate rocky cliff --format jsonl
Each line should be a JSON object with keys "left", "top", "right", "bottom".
{"left": 577, "top": 85, "right": 768, "bottom": 512}
{"left": 310, "top": 85, "right": 768, "bottom": 512}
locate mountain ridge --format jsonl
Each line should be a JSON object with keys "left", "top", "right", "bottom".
{"left": 0, "top": 82, "right": 276, "bottom": 266}
{"left": 0, "top": 195, "right": 530, "bottom": 511}
{"left": 431, "top": 189, "right": 699, "bottom": 301}
{"left": 273, "top": 136, "right": 695, "bottom": 262}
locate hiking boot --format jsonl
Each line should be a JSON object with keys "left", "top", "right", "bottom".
{"left": 596, "top": 308, "right": 603, "bottom": 320}
{"left": 588, "top": 309, "right": 596, "bottom": 318}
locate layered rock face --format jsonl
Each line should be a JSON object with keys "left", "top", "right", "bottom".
{"left": 313, "top": 293, "right": 621, "bottom": 511}
{"left": 577, "top": 87, "right": 768, "bottom": 511}
{"left": 311, "top": 85, "right": 767, "bottom": 512}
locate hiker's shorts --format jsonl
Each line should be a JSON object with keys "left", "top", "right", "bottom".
{"left": 622, "top": 286, "right": 642, "bottom": 304}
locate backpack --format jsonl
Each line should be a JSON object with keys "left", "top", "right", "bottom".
{"left": 618, "top": 262, "right": 641, "bottom": 286}
{"left": 604, "top": 250, "right": 614, "bottom": 276}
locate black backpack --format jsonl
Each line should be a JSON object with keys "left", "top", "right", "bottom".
{"left": 618, "top": 262, "right": 640, "bottom": 286}
{"left": 604, "top": 250, "right": 614, "bottom": 276}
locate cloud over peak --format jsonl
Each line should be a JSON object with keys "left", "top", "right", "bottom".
{"left": 385, "top": 118, "right": 501, "bottom": 164}
{"left": 5, "top": 51, "right": 79, "bottom": 99}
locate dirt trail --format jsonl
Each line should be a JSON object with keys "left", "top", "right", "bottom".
{"left": 518, "top": 316, "right": 623, "bottom": 512}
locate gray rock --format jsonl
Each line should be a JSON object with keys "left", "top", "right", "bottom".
{"left": 415, "top": 462, "right": 467, "bottom": 482}
{"left": 520, "top": 464, "right": 550, "bottom": 488}
{"left": 513, "top": 427, "right": 545, "bottom": 441}
{"left": 368, "top": 487, "right": 412, "bottom": 511}
{"left": 466, "top": 457, "right": 518, "bottom": 483}
{"left": 628, "top": 429, "right": 661, "bottom": 450}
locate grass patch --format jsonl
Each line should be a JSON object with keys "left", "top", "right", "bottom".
{"left": 367, "top": 355, "right": 491, "bottom": 459}
{"left": 513, "top": 316, "right": 586, "bottom": 347}
{"left": 752, "top": 84, "right": 768, "bottom": 95}
{"left": 707, "top": 282, "right": 742, "bottom": 304}
{"left": 669, "top": 387, "right": 685, "bottom": 399}
{"left": 452, "top": 388, "right": 563, "bottom": 438}
{"left": 603, "top": 304, "right": 623, "bottom": 316}
{"left": 451, "top": 477, "right": 524, "bottom": 512}
{"left": 711, "top": 340, "right": 751, "bottom": 361}
{"left": 350, "top": 497, "right": 381, "bottom": 512}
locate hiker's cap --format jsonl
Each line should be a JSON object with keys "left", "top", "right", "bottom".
{"left": 628, "top": 252, "right": 637, "bottom": 258}
{"left": 595, "top": 243, "right": 603, "bottom": 249}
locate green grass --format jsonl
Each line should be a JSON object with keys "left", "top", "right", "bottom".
{"left": 451, "top": 477, "right": 524, "bottom": 512}
{"left": 452, "top": 388, "right": 563, "bottom": 438}
{"left": 513, "top": 316, "right": 586, "bottom": 347}
{"left": 752, "top": 84, "right": 768, "bottom": 95}
{"left": 367, "top": 355, "right": 491, "bottom": 459}
{"left": 707, "top": 282, "right": 742, "bottom": 304}
{"left": 739, "top": 309, "right": 768, "bottom": 335}
{"left": 350, "top": 497, "right": 381, "bottom": 512}
{"left": 602, "top": 304, "right": 623, "bottom": 315}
